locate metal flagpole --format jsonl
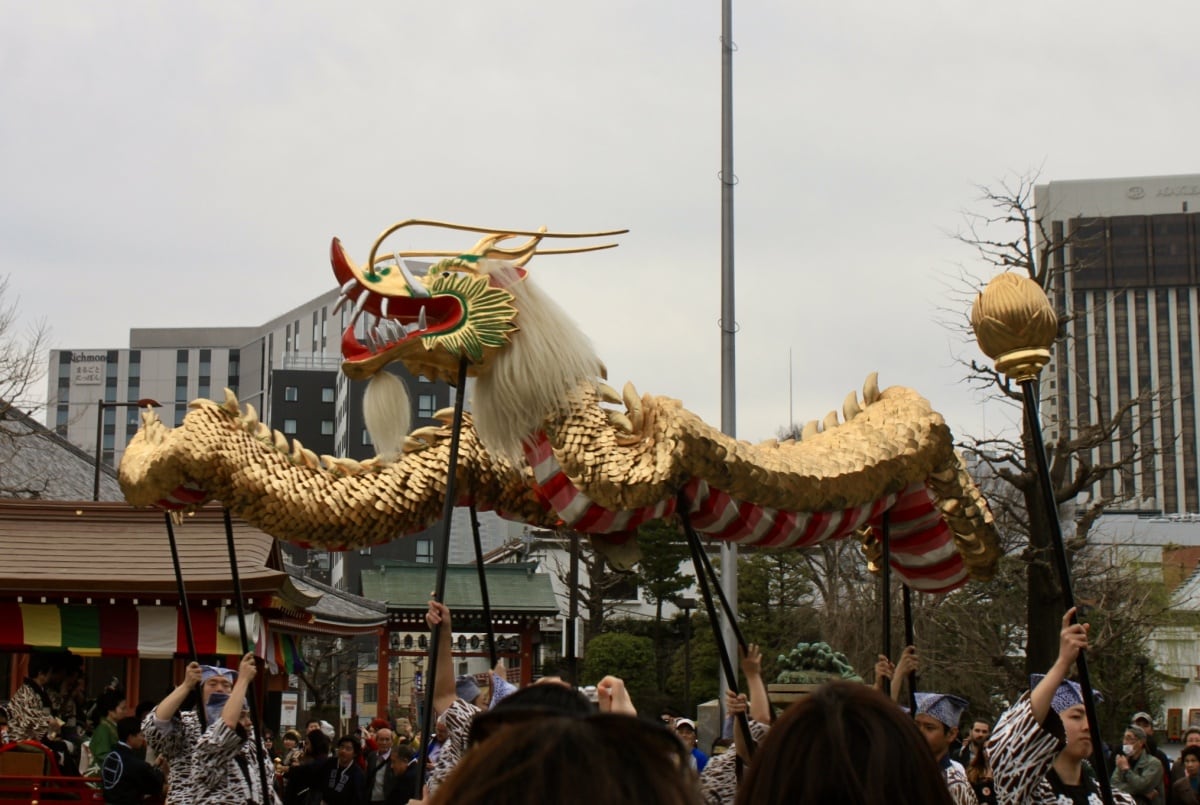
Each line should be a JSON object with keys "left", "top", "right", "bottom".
{"left": 717, "top": 0, "right": 739, "bottom": 723}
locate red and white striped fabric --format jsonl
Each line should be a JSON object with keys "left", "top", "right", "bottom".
{"left": 525, "top": 433, "right": 968, "bottom": 594}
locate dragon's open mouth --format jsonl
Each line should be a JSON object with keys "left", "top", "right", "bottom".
{"left": 331, "top": 238, "right": 464, "bottom": 366}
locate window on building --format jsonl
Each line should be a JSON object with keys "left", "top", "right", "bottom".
{"left": 362, "top": 683, "right": 377, "bottom": 704}
{"left": 415, "top": 540, "right": 433, "bottom": 563}
{"left": 602, "top": 575, "right": 639, "bottom": 603}
{"left": 58, "top": 354, "right": 71, "bottom": 378}
{"left": 418, "top": 394, "right": 437, "bottom": 418}
{"left": 284, "top": 387, "right": 299, "bottom": 402}
{"left": 322, "top": 387, "right": 335, "bottom": 403}
{"left": 362, "top": 429, "right": 373, "bottom": 446}
{"left": 321, "top": 420, "right": 334, "bottom": 435}
{"left": 283, "top": 419, "right": 298, "bottom": 434}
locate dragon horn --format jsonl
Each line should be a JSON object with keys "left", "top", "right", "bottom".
{"left": 364, "top": 219, "right": 629, "bottom": 277}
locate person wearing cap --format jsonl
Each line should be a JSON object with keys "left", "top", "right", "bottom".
{"left": 143, "top": 653, "right": 279, "bottom": 804}
{"left": 674, "top": 717, "right": 709, "bottom": 773}
{"left": 914, "top": 692, "right": 978, "bottom": 805}
{"left": 1130, "top": 711, "right": 1172, "bottom": 791}
{"left": 988, "top": 608, "right": 1136, "bottom": 805}
{"left": 1113, "top": 724, "right": 1165, "bottom": 804}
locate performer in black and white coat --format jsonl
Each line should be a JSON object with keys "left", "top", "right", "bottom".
{"left": 143, "top": 653, "right": 279, "bottom": 805}
{"left": 988, "top": 608, "right": 1135, "bottom": 805}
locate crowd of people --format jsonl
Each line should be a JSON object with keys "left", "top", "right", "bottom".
{"left": 5, "top": 603, "right": 1200, "bottom": 804}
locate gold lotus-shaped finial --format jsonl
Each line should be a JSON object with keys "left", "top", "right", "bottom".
{"left": 970, "top": 273, "right": 1058, "bottom": 383}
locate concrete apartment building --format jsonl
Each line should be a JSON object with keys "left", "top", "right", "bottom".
{"left": 1036, "top": 174, "right": 1200, "bottom": 514}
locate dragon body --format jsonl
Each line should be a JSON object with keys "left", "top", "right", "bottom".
{"left": 120, "top": 221, "right": 999, "bottom": 594}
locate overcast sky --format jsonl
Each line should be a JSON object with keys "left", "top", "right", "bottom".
{"left": 4, "top": 2, "right": 1198, "bottom": 444}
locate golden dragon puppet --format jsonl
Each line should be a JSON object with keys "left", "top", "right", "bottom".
{"left": 119, "top": 220, "right": 999, "bottom": 594}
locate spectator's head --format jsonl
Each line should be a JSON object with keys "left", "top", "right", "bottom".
{"left": 28, "top": 653, "right": 56, "bottom": 682}
{"left": 336, "top": 735, "right": 361, "bottom": 766}
{"left": 913, "top": 693, "right": 968, "bottom": 762}
{"left": 735, "top": 681, "right": 954, "bottom": 805}
{"left": 968, "top": 719, "right": 990, "bottom": 747}
{"left": 389, "top": 744, "right": 415, "bottom": 775}
{"left": 395, "top": 717, "right": 412, "bottom": 735}
{"left": 375, "top": 728, "right": 393, "bottom": 753}
{"left": 306, "top": 719, "right": 322, "bottom": 734}
{"left": 1182, "top": 745, "right": 1200, "bottom": 778}
{"left": 674, "top": 718, "right": 698, "bottom": 750}
{"left": 116, "top": 716, "right": 146, "bottom": 750}
{"left": 711, "top": 737, "right": 732, "bottom": 756}
{"left": 431, "top": 715, "right": 698, "bottom": 805}
{"left": 1186, "top": 726, "right": 1200, "bottom": 747}
{"left": 1124, "top": 726, "right": 1148, "bottom": 760}
{"left": 305, "top": 729, "right": 331, "bottom": 759}
{"left": 467, "top": 681, "right": 595, "bottom": 747}
{"left": 1131, "top": 711, "right": 1155, "bottom": 736}
{"left": 97, "top": 689, "right": 129, "bottom": 721}
{"left": 282, "top": 729, "right": 301, "bottom": 751}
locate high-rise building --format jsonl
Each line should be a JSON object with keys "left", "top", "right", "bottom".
{"left": 1036, "top": 174, "right": 1200, "bottom": 513}
{"left": 45, "top": 287, "right": 514, "bottom": 587}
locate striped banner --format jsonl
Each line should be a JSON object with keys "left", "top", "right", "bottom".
{"left": 0, "top": 603, "right": 244, "bottom": 658}
{"left": 259, "top": 626, "right": 306, "bottom": 675}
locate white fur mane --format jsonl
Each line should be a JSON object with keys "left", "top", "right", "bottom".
{"left": 470, "top": 260, "right": 604, "bottom": 465}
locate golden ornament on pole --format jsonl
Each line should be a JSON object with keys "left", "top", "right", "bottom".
{"left": 970, "top": 272, "right": 1058, "bottom": 382}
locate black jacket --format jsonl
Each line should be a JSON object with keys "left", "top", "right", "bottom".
{"left": 101, "top": 742, "right": 163, "bottom": 805}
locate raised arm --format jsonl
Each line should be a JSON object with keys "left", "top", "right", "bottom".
{"left": 890, "top": 646, "right": 918, "bottom": 704}
{"left": 222, "top": 653, "right": 258, "bottom": 729}
{"left": 426, "top": 601, "right": 457, "bottom": 715}
{"left": 740, "top": 643, "right": 771, "bottom": 725}
{"left": 154, "top": 662, "right": 203, "bottom": 722}
{"left": 1030, "top": 608, "right": 1088, "bottom": 726}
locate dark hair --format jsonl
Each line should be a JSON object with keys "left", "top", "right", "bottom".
{"left": 98, "top": 689, "right": 126, "bottom": 717}
{"left": 116, "top": 716, "right": 143, "bottom": 742}
{"left": 28, "top": 654, "right": 57, "bottom": 677}
{"left": 431, "top": 715, "right": 699, "bottom": 805}
{"left": 336, "top": 735, "right": 361, "bottom": 756}
{"left": 469, "top": 683, "right": 596, "bottom": 747}
{"left": 735, "top": 681, "right": 954, "bottom": 805}
{"left": 306, "top": 730, "right": 331, "bottom": 757}
{"left": 1182, "top": 746, "right": 1200, "bottom": 763}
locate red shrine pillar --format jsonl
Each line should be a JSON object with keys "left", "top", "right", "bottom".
{"left": 377, "top": 627, "right": 390, "bottom": 719}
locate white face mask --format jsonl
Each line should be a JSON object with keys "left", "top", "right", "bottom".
{"left": 1123, "top": 744, "right": 1136, "bottom": 757}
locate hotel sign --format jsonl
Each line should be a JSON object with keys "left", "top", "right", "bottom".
{"left": 70, "top": 352, "right": 106, "bottom": 385}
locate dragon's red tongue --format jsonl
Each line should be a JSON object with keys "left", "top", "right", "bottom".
{"left": 342, "top": 324, "right": 370, "bottom": 361}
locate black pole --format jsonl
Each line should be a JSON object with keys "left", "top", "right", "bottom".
{"left": 682, "top": 508, "right": 748, "bottom": 651}
{"left": 902, "top": 583, "right": 917, "bottom": 715}
{"left": 222, "top": 508, "right": 272, "bottom": 805}
{"left": 881, "top": 513, "right": 892, "bottom": 666}
{"left": 676, "top": 492, "right": 755, "bottom": 757}
{"left": 417, "top": 357, "right": 470, "bottom": 794}
{"left": 163, "top": 512, "right": 205, "bottom": 729}
{"left": 468, "top": 504, "right": 497, "bottom": 668}
{"left": 93, "top": 403, "right": 104, "bottom": 501}
{"left": 1021, "top": 380, "right": 1114, "bottom": 805}
{"left": 566, "top": 532, "right": 580, "bottom": 686}
{"left": 683, "top": 604, "right": 692, "bottom": 715}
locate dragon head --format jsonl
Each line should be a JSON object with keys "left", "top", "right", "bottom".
{"left": 332, "top": 220, "right": 625, "bottom": 385}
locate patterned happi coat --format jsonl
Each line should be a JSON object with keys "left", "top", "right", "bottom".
{"left": 988, "top": 695, "right": 1135, "bottom": 805}
{"left": 143, "top": 710, "right": 279, "bottom": 805}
